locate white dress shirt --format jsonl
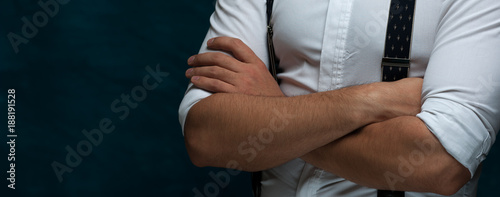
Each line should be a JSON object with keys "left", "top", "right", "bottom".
{"left": 179, "top": 0, "right": 500, "bottom": 196}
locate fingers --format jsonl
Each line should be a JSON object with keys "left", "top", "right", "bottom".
{"left": 188, "top": 52, "right": 241, "bottom": 72}
{"left": 206, "top": 37, "right": 261, "bottom": 63}
{"left": 186, "top": 65, "right": 238, "bottom": 93}
{"left": 190, "top": 76, "right": 236, "bottom": 93}
{"left": 185, "top": 36, "right": 267, "bottom": 94}
{"left": 187, "top": 37, "right": 264, "bottom": 71}
{"left": 186, "top": 65, "right": 237, "bottom": 84}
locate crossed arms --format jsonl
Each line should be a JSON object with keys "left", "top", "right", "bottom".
{"left": 181, "top": 1, "right": 500, "bottom": 195}
{"left": 182, "top": 37, "right": 469, "bottom": 195}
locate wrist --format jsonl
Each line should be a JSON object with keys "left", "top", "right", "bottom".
{"left": 370, "top": 82, "right": 406, "bottom": 122}
{"left": 326, "top": 84, "right": 382, "bottom": 126}
{"left": 364, "top": 80, "right": 422, "bottom": 123}
{"left": 353, "top": 83, "right": 386, "bottom": 124}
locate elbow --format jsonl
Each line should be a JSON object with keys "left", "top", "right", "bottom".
{"left": 431, "top": 158, "right": 470, "bottom": 196}
{"left": 186, "top": 149, "right": 210, "bottom": 168}
{"left": 185, "top": 141, "right": 207, "bottom": 168}
{"left": 184, "top": 118, "right": 213, "bottom": 168}
{"left": 184, "top": 122, "right": 264, "bottom": 172}
{"left": 182, "top": 100, "right": 214, "bottom": 168}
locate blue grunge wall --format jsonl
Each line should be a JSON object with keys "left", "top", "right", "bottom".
{"left": 0, "top": 0, "right": 497, "bottom": 196}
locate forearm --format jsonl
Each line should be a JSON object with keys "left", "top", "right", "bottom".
{"left": 301, "top": 116, "right": 470, "bottom": 195}
{"left": 185, "top": 84, "right": 382, "bottom": 171}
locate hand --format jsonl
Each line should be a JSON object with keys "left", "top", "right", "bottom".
{"left": 186, "top": 37, "right": 284, "bottom": 97}
{"left": 369, "top": 78, "right": 423, "bottom": 121}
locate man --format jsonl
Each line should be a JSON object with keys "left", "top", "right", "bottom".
{"left": 179, "top": 0, "right": 500, "bottom": 196}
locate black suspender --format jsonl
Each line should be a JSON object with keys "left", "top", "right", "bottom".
{"left": 266, "top": 0, "right": 279, "bottom": 82}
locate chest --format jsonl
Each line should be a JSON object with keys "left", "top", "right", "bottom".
{"left": 271, "top": 0, "right": 443, "bottom": 89}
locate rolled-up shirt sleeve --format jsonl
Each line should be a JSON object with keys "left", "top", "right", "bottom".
{"left": 416, "top": 0, "right": 500, "bottom": 177}
{"left": 178, "top": 0, "right": 268, "bottom": 135}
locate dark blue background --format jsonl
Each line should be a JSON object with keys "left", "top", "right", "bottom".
{"left": 0, "top": 0, "right": 497, "bottom": 196}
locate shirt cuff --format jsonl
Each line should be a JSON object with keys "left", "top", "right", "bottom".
{"left": 416, "top": 99, "right": 493, "bottom": 177}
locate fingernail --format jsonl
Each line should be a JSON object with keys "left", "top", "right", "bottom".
{"left": 188, "top": 56, "right": 195, "bottom": 64}
{"left": 186, "top": 68, "right": 193, "bottom": 75}
{"left": 208, "top": 38, "right": 215, "bottom": 45}
{"left": 192, "top": 76, "right": 200, "bottom": 81}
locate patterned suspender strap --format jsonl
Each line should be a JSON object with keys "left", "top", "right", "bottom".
{"left": 381, "top": 0, "right": 416, "bottom": 82}
{"left": 379, "top": 0, "right": 416, "bottom": 196}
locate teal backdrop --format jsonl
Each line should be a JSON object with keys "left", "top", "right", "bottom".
{"left": 0, "top": 0, "right": 497, "bottom": 196}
